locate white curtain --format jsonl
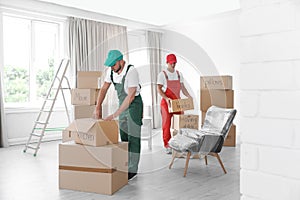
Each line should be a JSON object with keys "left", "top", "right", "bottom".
{"left": 0, "top": 13, "right": 8, "bottom": 147}
{"left": 0, "top": 72, "right": 8, "bottom": 148}
{"left": 68, "top": 17, "right": 129, "bottom": 117}
{"left": 146, "top": 31, "right": 162, "bottom": 128}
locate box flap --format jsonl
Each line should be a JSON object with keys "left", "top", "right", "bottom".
{"left": 66, "top": 118, "right": 96, "bottom": 133}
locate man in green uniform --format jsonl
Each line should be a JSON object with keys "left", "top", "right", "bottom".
{"left": 95, "top": 50, "right": 143, "bottom": 180}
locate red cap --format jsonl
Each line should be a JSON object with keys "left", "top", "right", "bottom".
{"left": 166, "top": 54, "right": 177, "bottom": 64}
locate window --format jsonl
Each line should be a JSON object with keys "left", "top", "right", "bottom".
{"left": 127, "top": 31, "right": 152, "bottom": 107}
{"left": 2, "top": 13, "right": 64, "bottom": 107}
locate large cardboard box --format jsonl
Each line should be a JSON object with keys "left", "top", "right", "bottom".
{"left": 74, "top": 105, "right": 96, "bottom": 119}
{"left": 223, "top": 124, "right": 236, "bottom": 147}
{"left": 59, "top": 142, "right": 128, "bottom": 195}
{"left": 172, "top": 114, "right": 199, "bottom": 130}
{"left": 63, "top": 118, "right": 119, "bottom": 146}
{"left": 200, "top": 76, "right": 232, "bottom": 90}
{"left": 71, "top": 88, "right": 99, "bottom": 105}
{"left": 200, "top": 89, "right": 234, "bottom": 111}
{"left": 169, "top": 98, "right": 194, "bottom": 113}
{"left": 77, "top": 71, "right": 102, "bottom": 89}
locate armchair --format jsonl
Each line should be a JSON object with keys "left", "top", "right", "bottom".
{"left": 168, "top": 105, "right": 237, "bottom": 177}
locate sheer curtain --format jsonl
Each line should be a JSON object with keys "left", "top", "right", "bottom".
{"left": 0, "top": 72, "right": 8, "bottom": 148}
{"left": 68, "top": 17, "right": 128, "bottom": 117}
{"left": 0, "top": 13, "right": 8, "bottom": 147}
{"left": 146, "top": 31, "right": 162, "bottom": 128}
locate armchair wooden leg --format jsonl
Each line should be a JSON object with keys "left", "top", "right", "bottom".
{"left": 210, "top": 152, "right": 227, "bottom": 174}
{"left": 183, "top": 151, "right": 191, "bottom": 177}
{"left": 169, "top": 150, "right": 177, "bottom": 169}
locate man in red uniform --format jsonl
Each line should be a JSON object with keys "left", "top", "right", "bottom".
{"left": 157, "top": 54, "right": 193, "bottom": 154}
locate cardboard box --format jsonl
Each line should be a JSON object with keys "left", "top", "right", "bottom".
{"left": 71, "top": 88, "right": 99, "bottom": 105}
{"left": 59, "top": 142, "right": 128, "bottom": 195}
{"left": 62, "top": 129, "right": 77, "bottom": 142}
{"left": 201, "top": 111, "right": 206, "bottom": 124}
{"left": 200, "top": 89, "right": 234, "bottom": 111}
{"left": 223, "top": 124, "right": 236, "bottom": 147}
{"left": 64, "top": 118, "right": 119, "bottom": 146}
{"left": 169, "top": 98, "right": 194, "bottom": 113}
{"left": 77, "top": 71, "right": 102, "bottom": 89}
{"left": 171, "top": 129, "right": 178, "bottom": 137}
{"left": 172, "top": 114, "right": 199, "bottom": 130}
{"left": 74, "top": 105, "right": 96, "bottom": 119}
{"left": 200, "top": 76, "right": 232, "bottom": 90}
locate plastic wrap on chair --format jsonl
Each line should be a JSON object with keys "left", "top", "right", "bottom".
{"left": 202, "top": 106, "right": 236, "bottom": 139}
{"left": 198, "top": 134, "right": 222, "bottom": 155}
{"left": 168, "top": 134, "right": 199, "bottom": 152}
{"left": 180, "top": 128, "right": 204, "bottom": 141}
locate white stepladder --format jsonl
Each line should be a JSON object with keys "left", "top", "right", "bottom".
{"left": 23, "top": 58, "right": 71, "bottom": 156}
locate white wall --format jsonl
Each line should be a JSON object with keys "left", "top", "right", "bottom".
{"left": 0, "top": 0, "right": 160, "bottom": 145}
{"left": 6, "top": 108, "right": 70, "bottom": 145}
{"left": 239, "top": 0, "right": 300, "bottom": 199}
{"left": 161, "top": 10, "right": 241, "bottom": 134}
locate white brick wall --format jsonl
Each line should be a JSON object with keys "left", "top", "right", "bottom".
{"left": 241, "top": 170, "right": 299, "bottom": 199}
{"left": 240, "top": 117, "right": 294, "bottom": 147}
{"left": 240, "top": 0, "right": 300, "bottom": 199}
{"left": 240, "top": 2, "right": 294, "bottom": 36}
{"left": 240, "top": 62, "right": 296, "bottom": 90}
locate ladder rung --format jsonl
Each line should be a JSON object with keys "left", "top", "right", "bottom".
{"left": 35, "top": 121, "right": 48, "bottom": 125}
{"left": 52, "top": 87, "right": 70, "bottom": 90}
{"left": 31, "top": 133, "right": 44, "bottom": 137}
{"left": 26, "top": 145, "right": 39, "bottom": 150}
{"left": 46, "top": 98, "right": 55, "bottom": 101}
{"left": 40, "top": 110, "right": 52, "bottom": 112}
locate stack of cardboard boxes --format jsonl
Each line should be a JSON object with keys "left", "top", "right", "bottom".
{"left": 200, "top": 75, "right": 236, "bottom": 147}
{"left": 59, "top": 118, "right": 128, "bottom": 195}
{"left": 168, "top": 98, "right": 199, "bottom": 158}
{"left": 169, "top": 97, "right": 198, "bottom": 137}
{"left": 71, "top": 71, "right": 102, "bottom": 119}
{"left": 59, "top": 71, "right": 128, "bottom": 195}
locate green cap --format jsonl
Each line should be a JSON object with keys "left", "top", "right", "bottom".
{"left": 104, "top": 50, "right": 123, "bottom": 67}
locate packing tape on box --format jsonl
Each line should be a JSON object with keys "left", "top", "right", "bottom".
{"left": 59, "top": 165, "right": 116, "bottom": 173}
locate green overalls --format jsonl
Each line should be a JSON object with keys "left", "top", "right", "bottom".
{"left": 111, "top": 65, "right": 143, "bottom": 173}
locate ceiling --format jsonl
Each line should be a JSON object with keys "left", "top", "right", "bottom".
{"left": 36, "top": 0, "right": 240, "bottom": 26}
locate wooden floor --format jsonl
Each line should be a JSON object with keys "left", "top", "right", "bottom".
{"left": 0, "top": 130, "right": 240, "bottom": 200}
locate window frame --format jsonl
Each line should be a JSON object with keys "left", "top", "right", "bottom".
{"left": 1, "top": 9, "right": 67, "bottom": 110}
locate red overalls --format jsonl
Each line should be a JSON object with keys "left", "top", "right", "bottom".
{"left": 161, "top": 70, "right": 182, "bottom": 148}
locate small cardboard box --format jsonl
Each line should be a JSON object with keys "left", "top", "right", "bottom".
{"left": 59, "top": 142, "right": 128, "bottom": 195}
{"left": 200, "top": 75, "right": 232, "bottom": 90}
{"left": 74, "top": 105, "right": 96, "bottom": 119}
{"left": 169, "top": 98, "right": 194, "bottom": 113}
{"left": 77, "top": 71, "right": 102, "bottom": 89}
{"left": 223, "top": 124, "right": 236, "bottom": 147}
{"left": 200, "top": 89, "right": 234, "bottom": 111}
{"left": 64, "top": 118, "right": 119, "bottom": 146}
{"left": 71, "top": 88, "right": 99, "bottom": 105}
{"left": 172, "top": 114, "right": 199, "bottom": 130}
